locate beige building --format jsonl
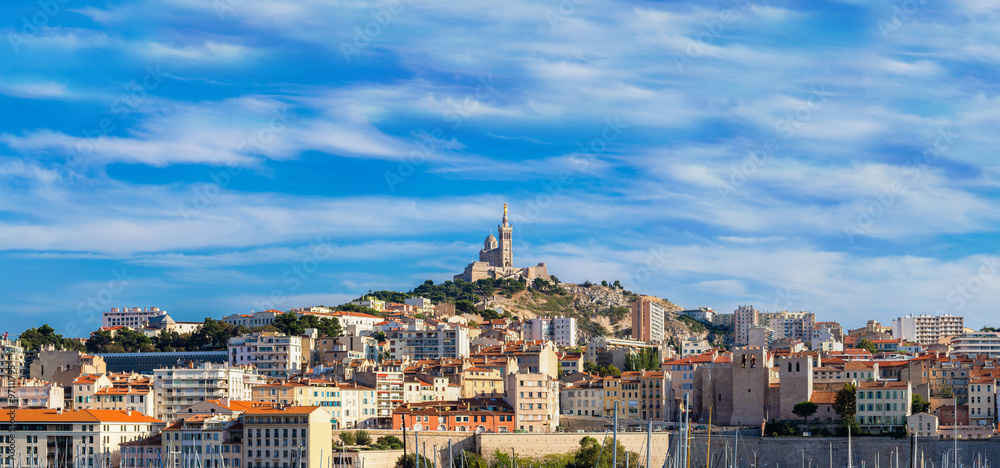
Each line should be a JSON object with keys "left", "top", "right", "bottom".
{"left": 907, "top": 412, "right": 939, "bottom": 437}
{"left": 388, "top": 323, "right": 471, "bottom": 360}
{"left": 561, "top": 379, "right": 604, "bottom": 417}
{"left": 968, "top": 377, "right": 996, "bottom": 426}
{"left": 242, "top": 406, "right": 332, "bottom": 468}
{"left": 460, "top": 366, "right": 506, "bottom": 398}
{"left": 631, "top": 298, "right": 665, "bottom": 343}
{"left": 505, "top": 373, "right": 559, "bottom": 432}
{"left": 30, "top": 349, "right": 106, "bottom": 386}
{"left": 681, "top": 337, "right": 711, "bottom": 357}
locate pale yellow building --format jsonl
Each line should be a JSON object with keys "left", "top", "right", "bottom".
{"left": 242, "top": 406, "right": 332, "bottom": 468}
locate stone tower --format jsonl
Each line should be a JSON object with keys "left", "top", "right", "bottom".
{"left": 498, "top": 203, "right": 513, "bottom": 267}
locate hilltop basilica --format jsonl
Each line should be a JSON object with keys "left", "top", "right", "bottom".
{"left": 454, "top": 204, "right": 550, "bottom": 282}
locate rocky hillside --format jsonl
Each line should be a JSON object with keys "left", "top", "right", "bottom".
{"left": 480, "top": 283, "right": 724, "bottom": 348}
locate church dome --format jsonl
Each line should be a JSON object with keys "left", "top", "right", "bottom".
{"left": 484, "top": 233, "right": 498, "bottom": 249}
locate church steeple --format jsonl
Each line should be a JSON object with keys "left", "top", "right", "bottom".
{"left": 498, "top": 203, "right": 513, "bottom": 267}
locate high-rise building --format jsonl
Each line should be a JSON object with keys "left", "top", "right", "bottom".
{"left": 388, "top": 323, "right": 470, "bottom": 360}
{"left": 102, "top": 307, "right": 167, "bottom": 328}
{"left": 0, "top": 337, "right": 25, "bottom": 383}
{"left": 153, "top": 363, "right": 262, "bottom": 422}
{"left": 734, "top": 305, "right": 759, "bottom": 345}
{"left": 631, "top": 298, "right": 665, "bottom": 343}
{"left": 228, "top": 332, "right": 303, "bottom": 378}
{"left": 892, "top": 314, "right": 965, "bottom": 345}
{"left": 759, "top": 311, "right": 816, "bottom": 341}
{"left": 524, "top": 317, "right": 577, "bottom": 347}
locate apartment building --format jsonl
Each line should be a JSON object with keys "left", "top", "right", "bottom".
{"left": 558, "top": 353, "right": 583, "bottom": 375}
{"left": 631, "top": 298, "right": 665, "bottom": 343}
{"left": 524, "top": 317, "right": 577, "bottom": 347}
{"left": 337, "top": 383, "right": 378, "bottom": 429}
{"left": 242, "top": 406, "right": 332, "bottom": 468}
{"left": 5, "top": 409, "right": 164, "bottom": 468}
{"left": 228, "top": 332, "right": 303, "bottom": 378}
{"left": 505, "top": 373, "right": 559, "bottom": 432}
{"left": 968, "top": 377, "right": 996, "bottom": 426}
{"left": 856, "top": 380, "right": 912, "bottom": 431}
{"left": 759, "top": 311, "right": 816, "bottom": 342}
{"left": 394, "top": 398, "right": 515, "bottom": 432}
{"left": 681, "top": 337, "right": 711, "bottom": 357}
{"left": 330, "top": 311, "right": 384, "bottom": 335}
{"left": 388, "top": 323, "right": 470, "bottom": 360}
{"left": 460, "top": 366, "right": 506, "bottom": 398}
{"left": 585, "top": 337, "right": 660, "bottom": 371}
{"left": 949, "top": 332, "right": 1000, "bottom": 357}
{"left": 0, "top": 337, "right": 26, "bottom": 382}
{"left": 160, "top": 414, "right": 243, "bottom": 468}
{"left": 0, "top": 378, "right": 64, "bottom": 409}
{"left": 892, "top": 314, "right": 964, "bottom": 345}
{"left": 354, "top": 365, "right": 405, "bottom": 425}
{"left": 560, "top": 380, "right": 604, "bottom": 417}
{"left": 403, "top": 375, "right": 455, "bottom": 403}
{"left": 221, "top": 310, "right": 280, "bottom": 328}
{"left": 153, "top": 363, "right": 262, "bottom": 422}
{"left": 609, "top": 371, "right": 673, "bottom": 421}
{"left": 734, "top": 305, "right": 759, "bottom": 345}
{"left": 103, "top": 307, "right": 167, "bottom": 328}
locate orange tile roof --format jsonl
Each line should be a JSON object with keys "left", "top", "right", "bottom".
{"left": 14, "top": 409, "right": 162, "bottom": 423}
{"left": 245, "top": 405, "right": 323, "bottom": 415}
{"left": 811, "top": 391, "right": 838, "bottom": 404}
{"left": 205, "top": 400, "right": 256, "bottom": 412}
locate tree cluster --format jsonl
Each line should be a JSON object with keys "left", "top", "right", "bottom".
{"left": 272, "top": 312, "right": 343, "bottom": 337}
{"left": 623, "top": 348, "right": 660, "bottom": 372}
{"left": 583, "top": 361, "right": 622, "bottom": 377}
{"left": 19, "top": 325, "right": 84, "bottom": 351}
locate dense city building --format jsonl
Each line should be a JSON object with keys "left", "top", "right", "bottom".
{"left": 631, "top": 298, "right": 665, "bottom": 343}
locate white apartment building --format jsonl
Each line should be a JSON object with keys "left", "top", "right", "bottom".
{"left": 160, "top": 414, "right": 243, "bottom": 468}
{"left": 228, "top": 332, "right": 303, "bottom": 378}
{"left": 524, "top": 317, "right": 577, "bottom": 347}
{"left": 505, "top": 373, "right": 560, "bottom": 433}
{"left": 221, "top": 310, "right": 280, "bottom": 328}
{"left": 153, "top": 363, "right": 262, "bottom": 422}
{"left": 734, "top": 305, "right": 758, "bottom": 345}
{"left": 0, "top": 337, "right": 25, "bottom": 382}
{"left": 350, "top": 296, "right": 386, "bottom": 310}
{"left": 330, "top": 311, "right": 384, "bottom": 335}
{"left": 758, "top": 311, "right": 816, "bottom": 342}
{"left": 388, "top": 323, "right": 470, "bottom": 360}
{"left": 680, "top": 337, "right": 711, "bottom": 357}
{"left": 7, "top": 408, "right": 164, "bottom": 468}
{"left": 404, "top": 297, "right": 432, "bottom": 311}
{"left": 103, "top": 307, "right": 167, "bottom": 328}
{"left": 948, "top": 332, "right": 1000, "bottom": 357}
{"left": 337, "top": 383, "right": 379, "bottom": 429}
{"left": 892, "top": 314, "right": 965, "bottom": 345}
{"left": 0, "top": 378, "right": 64, "bottom": 409}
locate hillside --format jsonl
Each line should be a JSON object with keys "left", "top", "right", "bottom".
{"left": 361, "top": 278, "right": 732, "bottom": 350}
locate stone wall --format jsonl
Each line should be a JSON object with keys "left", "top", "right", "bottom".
{"left": 477, "top": 432, "right": 670, "bottom": 467}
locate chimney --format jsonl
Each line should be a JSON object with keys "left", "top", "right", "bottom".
{"left": 56, "top": 407, "right": 63, "bottom": 414}
{"left": 127, "top": 409, "right": 132, "bottom": 416}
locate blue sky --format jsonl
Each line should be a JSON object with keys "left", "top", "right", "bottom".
{"left": 2, "top": 0, "right": 1000, "bottom": 337}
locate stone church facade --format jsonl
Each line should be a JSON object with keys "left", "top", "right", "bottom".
{"left": 454, "top": 204, "right": 550, "bottom": 282}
